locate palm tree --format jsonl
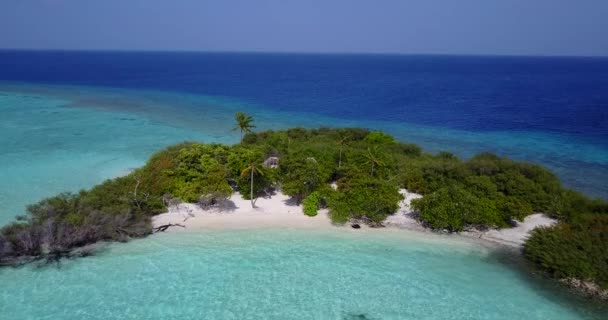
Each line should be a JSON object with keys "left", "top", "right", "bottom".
{"left": 241, "top": 162, "right": 264, "bottom": 208}
{"left": 233, "top": 112, "right": 256, "bottom": 143}
{"left": 336, "top": 131, "right": 351, "bottom": 169}
{"left": 364, "top": 147, "right": 385, "bottom": 176}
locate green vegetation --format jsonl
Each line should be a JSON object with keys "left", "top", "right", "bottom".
{"left": 524, "top": 195, "right": 608, "bottom": 291}
{"left": 325, "top": 176, "right": 403, "bottom": 225}
{"left": 0, "top": 112, "right": 606, "bottom": 292}
{"left": 240, "top": 161, "right": 265, "bottom": 208}
{"left": 166, "top": 143, "right": 233, "bottom": 204}
{"left": 302, "top": 192, "right": 321, "bottom": 217}
{"left": 407, "top": 152, "right": 569, "bottom": 230}
{"left": 233, "top": 112, "right": 256, "bottom": 143}
{"left": 412, "top": 184, "right": 502, "bottom": 231}
{"left": 0, "top": 146, "right": 175, "bottom": 264}
{"left": 524, "top": 215, "right": 608, "bottom": 289}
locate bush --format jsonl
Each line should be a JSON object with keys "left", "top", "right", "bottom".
{"left": 364, "top": 131, "right": 396, "bottom": 144}
{"left": 411, "top": 184, "right": 504, "bottom": 231}
{"left": 395, "top": 143, "right": 422, "bottom": 157}
{"left": 280, "top": 153, "right": 329, "bottom": 202}
{"left": 165, "top": 145, "right": 233, "bottom": 202}
{"left": 237, "top": 167, "right": 272, "bottom": 200}
{"left": 524, "top": 214, "right": 608, "bottom": 289}
{"left": 327, "top": 177, "right": 403, "bottom": 224}
{"left": 242, "top": 132, "right": 259, "bottom": 144}
{"left": 1, "top": 189, "right": 152, "bottom": 265}
{"left": 303, "top": 192, "right": 321, "bottom": 217}
{"left": 287, "top": 127, "right": 309, "bottom": 140}
{"left": 497, "top": 196, "right": 533, "bottom": 221}
{"left": 547, "top": 190, "right": 608, "bottom": 221}
{"left": 464, "top": 175, "right": 498, "bottom": 198}
{"left": 398, "top": 165, "right": 429, "bottom": 194}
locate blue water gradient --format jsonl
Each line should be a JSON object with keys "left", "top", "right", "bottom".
{"left": 1, "top": 52, "right": 607, "bottom": 319}
{"left": 1, "top": 229, "right": 606, "bottom": 319}
{"left": 0, "top": 51, "right": 605, "bottom": 209}
{"left": 1, "top": 79, "right": 606, "bottom": 225}
{"left": 1, "top": 51, "right": 606, "bottom": 138}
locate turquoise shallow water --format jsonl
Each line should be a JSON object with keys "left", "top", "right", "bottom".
{"left": 0, "top": 87, "right": 219, "bottom": 224}
{"left": 0, "top": 229, "right": 605, "bottom": 319}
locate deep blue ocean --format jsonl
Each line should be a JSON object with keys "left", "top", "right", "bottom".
{"left": 2, "top": 51, "right": 607, "bottom": 136}
{"left": 1, "top": 50, "right": 608, "bottom": 319}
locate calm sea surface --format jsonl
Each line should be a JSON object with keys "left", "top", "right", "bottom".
{"left": 0, "top": 51, "right": 606, "bottom": 318}
{"left": 1, "top": 229, "right": 607, "bottom": 319}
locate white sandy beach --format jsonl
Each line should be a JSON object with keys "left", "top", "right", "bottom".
{"left": 153, "top": 191, "right": 334, "bottom": 230}
{"left": 152, "top": 189, "right": 557, "bottom": 248}
{"left": 462, "top": 214, "right": 557, "bottom": 246}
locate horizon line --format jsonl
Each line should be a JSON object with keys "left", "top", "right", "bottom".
{"left": 1, "top": 48, "right": 607, "bottom": 59}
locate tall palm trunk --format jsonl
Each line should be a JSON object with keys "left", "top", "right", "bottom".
{"left": 338, "top": 147, "right": 343, "bottom": 168}
{"left": 250, "top": 166, "right": 254, "bottom": 208}
{"left": 240, "top": 129, "right": 243, "bottom": 143}
{"left": 371, "top": 162, "right": 375, "bottom": 176}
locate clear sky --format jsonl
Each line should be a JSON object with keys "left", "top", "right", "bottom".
{"left": 1, "top": 0, "right": 607, "bottom": 56}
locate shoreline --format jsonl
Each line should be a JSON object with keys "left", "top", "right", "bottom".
{"left": 152, "top": 189, "right": 557, "bottom": 250}
{"left": 153, "top": 191, "right": 608, "bottom": 300}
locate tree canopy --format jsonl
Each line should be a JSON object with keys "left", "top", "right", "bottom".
{"left": 233, "top": 112, "right": 256, "bottom": 143}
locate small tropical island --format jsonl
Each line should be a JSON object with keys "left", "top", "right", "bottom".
{"left": 1, "top": 113, "right": 606, "bottom": 300}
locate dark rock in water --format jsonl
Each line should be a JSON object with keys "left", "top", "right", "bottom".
{"left": 351, "top": 224, "right": 361, "bottom": 229}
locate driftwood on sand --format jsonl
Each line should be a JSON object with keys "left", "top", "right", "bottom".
{"left": 153, "top": 224, "right": 186, "bottom": 232}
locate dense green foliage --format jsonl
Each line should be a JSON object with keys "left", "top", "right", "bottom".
{"left": 326, "top": 177, "right": 403, "bottom": 225}
{"left": 524, "top": 214, "right": 608, "bottom": 289}
{"left": 404, "top": 152, "right": 580, "bottom": 231}
{"left": 302, "top": 192, "right": 321, "bottom": 217}
{"left": 1, "top": 121, "right": 606, "bottom": 291}
{"left": 0, "top": 147, "right": 176, "bottom": 264}
{"left": 524, "top": 208, "right": 608, "bottom": 289}
{"left": 166, "top": 144, "right": 233, "bottom": 203}
{"left": 239, "top": 127, "right": 590, "bottom": 229}
{"left": 412, "top": 184, "right": 502, "bottom": 231}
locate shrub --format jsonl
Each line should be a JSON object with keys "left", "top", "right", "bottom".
{"left": 396, "top": 143, "right": 422, "bottom": 157}
{"left": 166, "top": 145, "right": 233, "bottom": 202}
{"left": 303, "top": 192, "right": 321, "bottom": 217}
{"left": 524, "top": 214, "right": 608, "bottom": 289}
{"left": 280, "top": 154, "right": 328, "bottom": 202}
{"left": 237, "top": 166, "right": 272, "bottom": 200}
{"left": 242, "top": 132, "right": 259, "bottom": 144}
{"left": 364, "top": 131, "right": 396, "bottom": 144}
{"left": 398, "top": 165, "right": 429, "bottom": 194}
{"left": 464, "top": 175, "right": 498, "bottom": 199}
{"left": 467, "top": 152, "right": 502, "bottom": 176}
{"left": 287, "top": 127, "right": 309, "bottom": 140}
{"left": 327, "top": 177, "right": 403, "bottom": 224}
{"left": 411, "top": 184, "right": 504, "bottom": 231}
{"left": 497, "top": 196, "right": 533, "bottom": 221}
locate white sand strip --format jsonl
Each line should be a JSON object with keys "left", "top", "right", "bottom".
{"left": 152, "top": 191, "right": 334, "bottom": 230}
{"left": 152, "top": 189, "right": 557, "bottom": 247}
{"left": 462, "top": 213, "right": 557, "bottom": 247}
